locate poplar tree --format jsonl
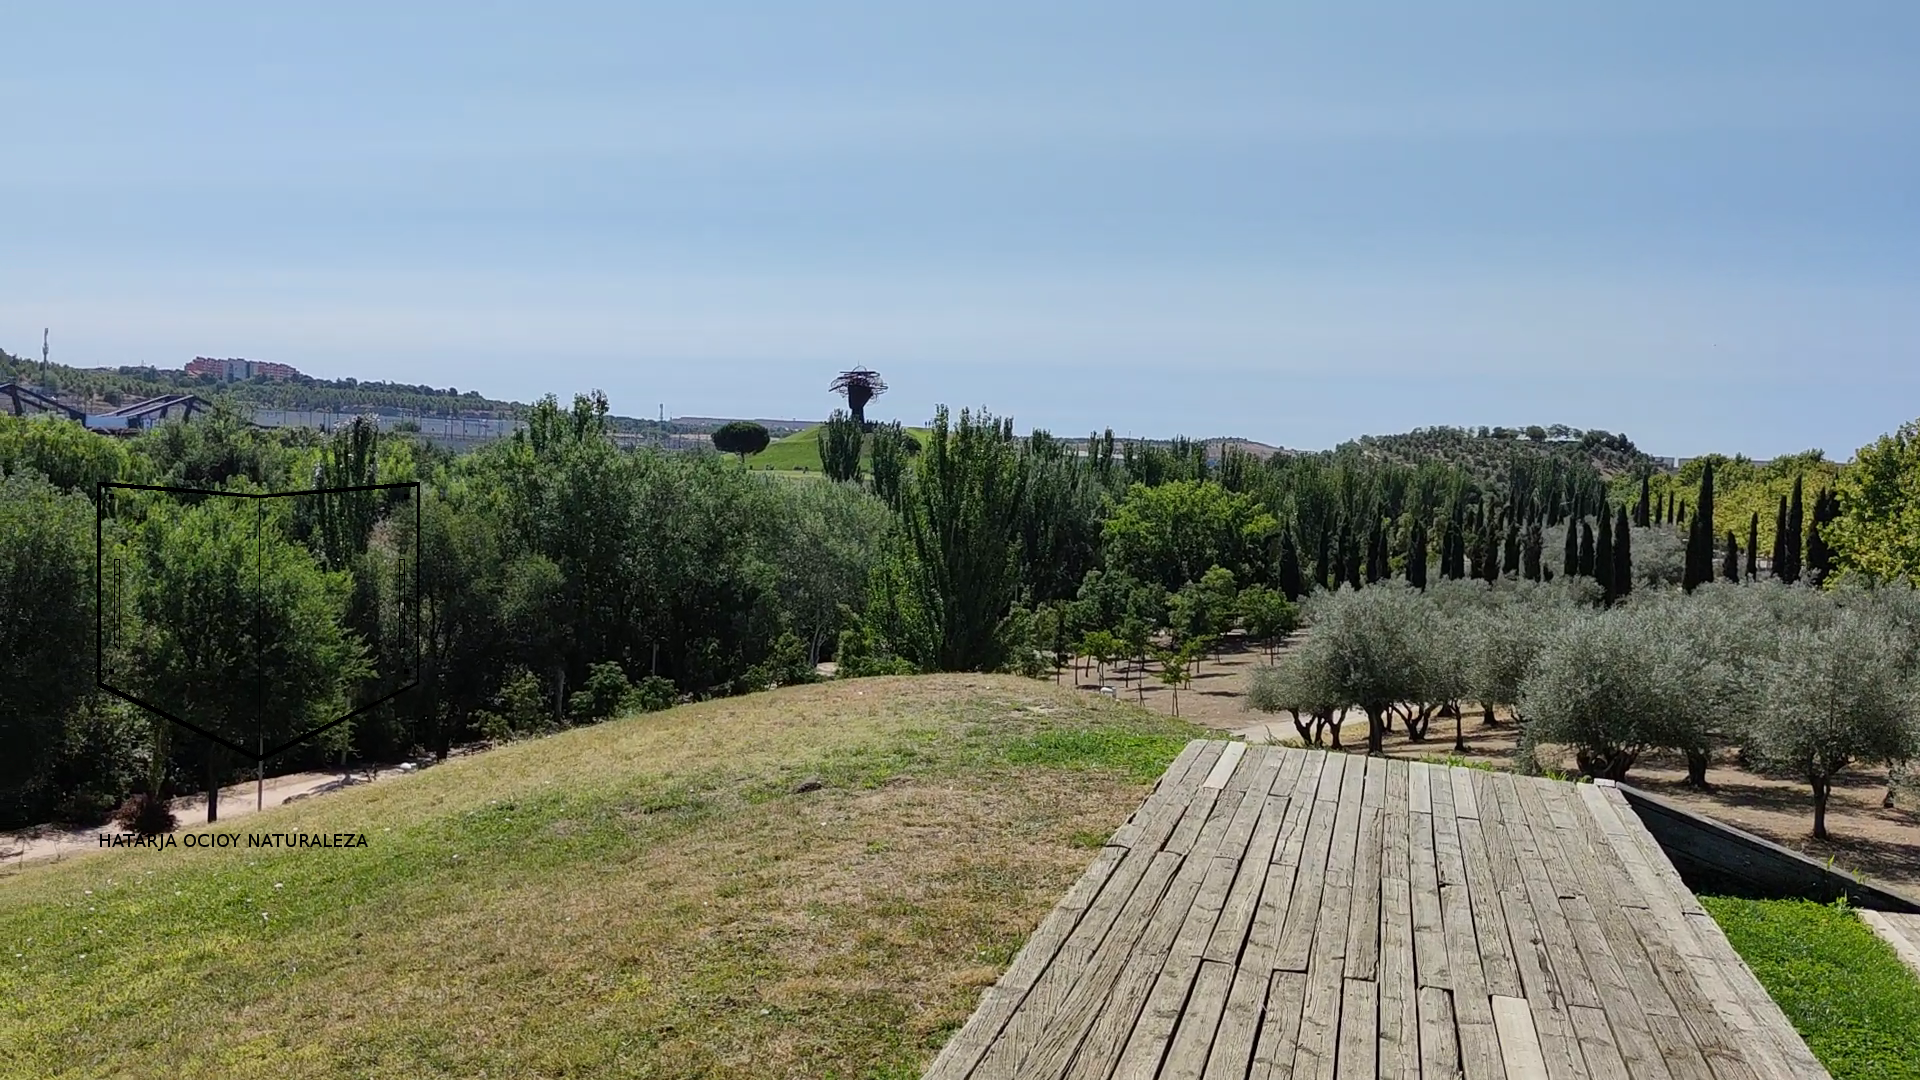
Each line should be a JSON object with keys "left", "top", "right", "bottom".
{"left": 1278, "top": 530, "right": 1305, "bottom": 600}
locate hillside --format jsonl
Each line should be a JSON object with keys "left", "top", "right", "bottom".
{"left": 1344, "top": 423, "right": 1657, "bottom": 483}
{"left": 748, "top": 423, "right": 935, "bottom": 472}
{"left": 0, "top": 676, "right": 1200, "bottom": 1080}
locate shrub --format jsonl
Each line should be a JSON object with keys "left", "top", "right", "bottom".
{"left": 110, "top": 792, "right": 177, "bottom": 837}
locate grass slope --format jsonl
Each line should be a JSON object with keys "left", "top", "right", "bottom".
{"left": 1703, "top": 896, "right": 1920, "bottom": 1080}
{"left": 748, "top": 424, "right": 931, "bottom": 473}
{"left": 0, "top": 675, "right": 1202, "bottom": 1080}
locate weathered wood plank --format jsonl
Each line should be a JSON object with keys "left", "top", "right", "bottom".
{"left": 1378, "top": 874, "right": 1419, "bottom": 1080}
{"left": 1429, "top": 768, "right": 1468, "bottom": 888}
{"left": 1290, "top": 942, "right": 1344, "bottom": 1080}
{"left": 1451, "top": 764, "right": 1481, "bottom": 820}
{"left": 1489, "top": 995, "right": 1549, "bottom": 1080}
{"left": 1272, "top": 754, "right": 1348, "bottom": 973}
{"left": 1059, "top": 952, "right": 1162, "bottom": 1080}
{"left": 1409, "top": 760, "right": 1435, "bottom": 815}
{"left": 1334, "top": 979, "right": 1378, "bottom": 1080}
{"left": 1108, "top": 856, "right": 1244, "bottom": 1080}
{"left": 1455, "top": 818, "right": 1523, "bottom": 999}
{"left": 1494, "top": 776, "right": 1602, "bottom": 1013}
{"left": 1251, "top": 970, "right": 1309, "bottom": 1080}
{"left": 1408, "top": 807, "right": 1450, "bottom": 991}
{"left": 1417, "top": 985, "right": 1465, "bottom": 1080}
{"left": 1555, "top": 895, "right": 1679, "bottom": 1080}
{"left": 1201, "top": 965, "right": 1272, "bottom": 1080}
{"left": 1344, "top": 799, "right": 1385, "bottom": 980}
{"left": 1159, "top": 960, "right": 1236, "bottom": 1080}
{"left": 1204, "top": 794, "right": 1291, "bottom": 966}
{"left": 1682, "top": 910, "right": 1831, "bottom": 1080}
{"left": 1203, "top": 740, "right": 1250, "bottom": 790}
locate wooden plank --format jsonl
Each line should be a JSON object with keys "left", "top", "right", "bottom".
{"left": 1683, "top": 910, "right": 1831, "bottom": 1080}
{"left": 1618, "top": 902, "right": 1763, "bottom": 1080}
{"left": 1109, "top": 858, "right": 1245, "bottom": 1079}
{"left": 1556, "top": 896, "right": 1679, "bottom": 1080}
{"left": 1409, "top": 760, "right": 1434, "bottom": 815}
{"left": 1205, "top": 793, "right": 1292, "bottom": 965}
{"left": 1489, "top": 995, "right": 1550, "bottom": 1080}
{"left": 1159, "top": 960, "right": 1236, "bottom": 1080}
{"left": 1511, "top": 776, "right": 1582, "bottom": 900}
{"left": 1272, "top": 754, "right": 1348, "bottom": 973}
{"left": 1598, "top": 786, "right": 1704, "bottom": 916}
{"left": 1408, "top": 809, "right": 1451, "bottom": 991}
{"left": 1334, "top": 979, "right": 1378, "bottom": 1080}
{"left": 1293, "top": 758, "right": 1366, "bottom": 1080}
{"left": 1250, "top": 970, "right": 1308, "bottom": 1080}
{"left": 1383, "top": 759, "right": 1412, "bottom": 882}
{"left": 1429, "top": 768, "right": 1468, "bottom": 887}
{"left": 1378, "top": 875, "right": 1419, "bottom": 1080}
{"left": 1344, "top": 759, "right": 1387, "bottom": 981}
{"left": 1451, "top": 764, "right": 1481, "bottom": 819}
{"left": 1202, "top": 966, "right": 1272, "bottom": 1080}
{"left": 1203, "top": 740, "right": 1250, "bottom": 790}
{"left": 1495, "top": 777, "right": 1602, "bottom": 1012}
{"left": 1455, "top": 818, "right": 1523, "bottom": 999}
{"left": 1290, "top": 945, "right": 1344, "bottom": 1080}
{"left": 1060, "top": 953, "right": 1164, "bottom": 1080}
{"left": 1416, "top": 985, "right": 1464, "bottom": 1080}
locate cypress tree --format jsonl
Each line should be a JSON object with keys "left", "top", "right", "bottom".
{"left": 1746, "top": 512, "right": 1759, "bottom": 581}
{"left": 1316, "top": 522, "right": 1332, "bottom": 589}
{"left": 1578, "top": 519, "right": 1595, "bottom": 576}
{"left": 1407, "top": 519, "right": 1429, "bottom": 590}
{"left": 1683, "top": 514, "right": 1704, "bottom": 592}
{"left": 1784, "top": 476, "right": 1804, "bottom": 584}
{"left": 1683, "top": 463, "right": 1715, "bottom": 591}
{"left": 1562, "top": 515, "right": 1579, "bottom": 578}
{"left": 1344, "top": 520, "right": 1362, "bottom": 590}
{"left": 1635, "top": 474, "right": 1651, "bottom": 527}
{"left": 1612, "top": 505, "right": 1633, "bottom": 600}
{"left": 1678, "top": 499, "right": 1687, "bottom": 524}
{"left": 1278, "top": 529, "right": 1304, "bottom": 600}
{"left": 1594, "top": 508, "right": 1615, "bottom": 602}
{"left": 1806, "top": 488, "right": 1838, "bottom": 583}
{"left": 1502, "top": 521, "right": 1520, "bottom": 576}
{"left": 1771, "top": 496, "right": 1788, "bottom": 579}
{"left": 1523, "top": 521, "right": 1543, "bottom": 581}
{"left": 1722, "top": 530, "right": 1740, "bottom": 583}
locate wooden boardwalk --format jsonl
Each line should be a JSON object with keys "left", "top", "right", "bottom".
{"left": 924, "top": 741, "right": 1830, "bottom": 1080}
{"left": 1859, "top": 910, "right": 1920, "bottom": 980}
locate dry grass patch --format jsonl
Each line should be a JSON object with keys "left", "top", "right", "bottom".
{"left": 0, "top": 675, "right": 1203, "bottom": 1080}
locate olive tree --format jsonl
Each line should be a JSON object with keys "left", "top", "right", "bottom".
{"left": 1298, "top": 582, "right": 1426, "bottom": 755}
{"left": 1744, "top": 608, "right": 1920, "bottom": 839}
{"left": 1246, "top": 634, "right": 1347, "bottom": 749}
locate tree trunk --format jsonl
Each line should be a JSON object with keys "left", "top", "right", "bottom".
{"left": 1482, "top": 702, "right": 1499, "bottom": 727}
{"left": 1812, "top": 778, "right": 1830, "bottom": 840}
{"left": 1365, "top": 706, "right": 1385, "bottom": 756}
{"left": 1684, "top": 749, "right": 1710, "bottom": 789}
{"left": 1454, "top": 709, "right": 1466, "bottom": 753}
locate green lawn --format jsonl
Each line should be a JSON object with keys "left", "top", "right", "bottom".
{"left": 0, "top": 675, "right": 1202, "bottom": 1080}
{"left": 745, "top": 424, "right": 932, "bottom": 473}
{"left": 1703, "top": 896, "right": 1920, "bottom": 1080}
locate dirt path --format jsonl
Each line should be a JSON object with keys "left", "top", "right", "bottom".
{"left": 0, "top": 769, "right": 396, "bottom": 869}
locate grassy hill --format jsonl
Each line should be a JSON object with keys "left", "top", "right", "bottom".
{"left": 0, "top": 676, "right": 1200, "bottom": 1080}
{"left": 748, "top": 424, "right": 933, "bottom": 473}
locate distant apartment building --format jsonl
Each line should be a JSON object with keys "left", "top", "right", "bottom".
{"left": 185, "top": 357, "right": 300, "bottom": 381}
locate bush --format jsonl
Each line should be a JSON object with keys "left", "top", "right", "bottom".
{"left": 626, "top": 676, "right": 678, "bottom": 713}
{"left": 568, "top": 661, "right": 635, "bottom": 723}
{"left": 109, "top": 792, "right": 177, "bottom": 837}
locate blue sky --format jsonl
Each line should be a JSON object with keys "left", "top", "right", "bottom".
{"left": 4, "top": 3, "right": 1917, "bottom": 458}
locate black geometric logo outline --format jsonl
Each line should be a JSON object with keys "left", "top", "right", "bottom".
{"left": 95, "top": 480, "right": 421, "bottom": 763}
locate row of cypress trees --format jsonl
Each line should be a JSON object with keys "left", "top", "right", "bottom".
{"left": 1679, "top": 466, "right": 1840, "bottom": 592}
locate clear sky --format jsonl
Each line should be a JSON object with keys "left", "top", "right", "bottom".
{"left": 5, "top": 3, "right": 1917, "bottom": 458}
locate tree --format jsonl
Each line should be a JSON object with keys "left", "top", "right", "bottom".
{"left": 1247, "top": 642, "right": 1344, "bottom": 747}
{"left": 130, "top": 497, "right": 369, "bottom": 822}
{"left": 1522, "top": 521, "right": 1543, "bottom": 582}
{"left": 1683, "top": 462, "right": 1715, "bottom": 593}
{"left": 1101, "top": 480, "right": 1278, "bottom": 595}
{"left": 867, "top": 421, "right": 916, "bottom": 509}
{"left": 1578, "top": 519, "right": 1595, "bottom": 577}
{"left": 1278, "top": 530, "right": 1305, "bottom": 601}
{"left": 819, "top": 409, "right": 864, "bottom": 483}
{"left": 0, "top": 475, "right": 95, "bottom": 802}
{"left": 1746, "top": 512, "right": 1759, "bottom": 581}
{"left": 1771, "top": 496, "right": 1789, "bottom": 580}
{"left": 710, "top": 421, "right": 771, "bottom": 461}
{"left": 1594, "top": 508, "right": 1614, "bottom": 602}
{"left": 1721, "top": 531, "right": 1740, "bottom": 583}
{"left": 1298, "top": 583, "right": 1426, "bottom": 754}
{"left": 1744, "top": 610, "right": 1920, "bottom": 839}
{"left": 1783, "top": 475, "right": 1805, "bottom": 584}
{"left": 1829, "top": 420, "right": 1920, "bottom": 585}
{"left": 1805, "top": 488, "right": 1839, "bottom": 583}
{"left": 1562, "top": 516, "right": 1579, "bottom": 578}
{"left": 1612, "top": 506, "right": 1633, "bottom": 601}
{"left": 1237, "top": 585, "right": 1299, "bottom": 661}
{"left": 885, "top": 405, "right": 1028, "bottom": 672}
{"left": 1635, "top": 473, "right": 1651, "bottom": 527}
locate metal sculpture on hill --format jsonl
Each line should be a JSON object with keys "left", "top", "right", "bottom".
{"left": 829, "top": 368, "right": 887, "bottom": 428}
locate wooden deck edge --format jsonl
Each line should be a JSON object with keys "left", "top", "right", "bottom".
{"left": 1859, "top": 910, "right": 1920, "bottom": 980}
{"left": 1600, "top": 780, "right": 1920, "bottom": 913}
